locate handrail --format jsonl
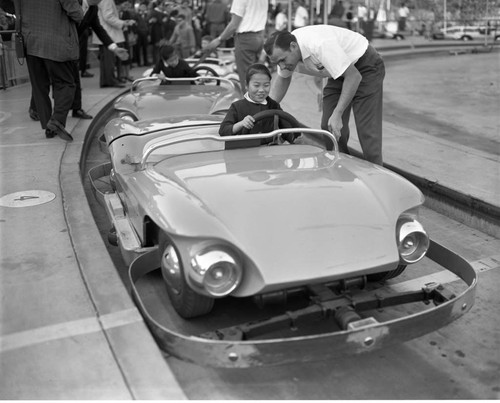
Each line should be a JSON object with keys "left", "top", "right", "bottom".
{"left": 131, "top": 75, "right": 236, "bottom": 92}
{"left": 139, "top": 128, "right": 338, "bottom": 170}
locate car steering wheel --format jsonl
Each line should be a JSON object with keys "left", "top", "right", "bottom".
{"left": 241, "top": 110, "right": 303, "bottom": 142}
{"left": 193, "top": 66, "right": 221, "bottom": 86}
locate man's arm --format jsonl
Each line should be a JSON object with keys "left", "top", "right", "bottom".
{"left": 83, "top": 7, "right": 128, "bottom": 60}
{"left": 85, "top": 7, "right": 113, "bottom": 46}
{"left": 328, "top": 63, "right": 362, "bottom": 137}
{"left": 61, "top": 0, "right": 84, "bottom": 23}
{"left": 204, "top": 13, "right": 242, "bottom": 51}
{"left": 270, "top": 74, "right": 292, "bottom": 103}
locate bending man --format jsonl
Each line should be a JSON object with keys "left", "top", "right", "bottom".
{"left": 264, "top": 26, "right": 385, "bottom": 165}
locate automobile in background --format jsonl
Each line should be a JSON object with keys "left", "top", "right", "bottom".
{"left": 434, "top": 25, "right": 497, "bottom": 41}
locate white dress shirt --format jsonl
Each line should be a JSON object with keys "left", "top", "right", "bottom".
{"left": 277, "top": 25, "right": 368, "bottom": 80}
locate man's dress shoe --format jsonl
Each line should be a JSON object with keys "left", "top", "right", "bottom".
{"left": 29, "top": 108, "right": 39, "bottom": 121}
{"left": 46, "top": 119, "right": 73, "bottom": 141}
{"left": 72, "top": 109, "right": 93, "bottom": 119}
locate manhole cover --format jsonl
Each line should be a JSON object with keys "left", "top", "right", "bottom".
{"left": 0, "top": 190, "right": 56, "bottom": 208}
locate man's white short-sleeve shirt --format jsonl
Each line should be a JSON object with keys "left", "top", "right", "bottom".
{"left": 230, "top": 0, "right": 268, "bottom": 33}
{"left": 277, "top": 25, "right": 368, "bottom": 80}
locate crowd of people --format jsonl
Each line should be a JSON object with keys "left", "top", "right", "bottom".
{"left": 3, "top": 0, "right": 391, "bottom": 165}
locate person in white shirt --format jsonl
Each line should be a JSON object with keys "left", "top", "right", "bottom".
{"left": 292, "top": 0, "right": 308, "bottom": 29}
{"left": 274, "top": 3, "right": 288, "bottom": 32}
{"left": 204, "top": 0, "right": 268, "bottom": 92}
{"left": 397, "top": 3, "right": 410, "bottom": 31}
{"left": 264, "top": 25, "right": 385, "bottom": 165}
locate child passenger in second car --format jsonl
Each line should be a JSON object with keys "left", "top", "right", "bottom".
{"left": 150, "top": 45, "right": 198, "bottom": 84}
{"left": 219, "top": 63, "right": 284, "bottom": 145}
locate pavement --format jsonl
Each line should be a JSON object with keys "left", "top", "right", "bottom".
{"left": 0, "top": 36, "right": 498, "bottom": 399}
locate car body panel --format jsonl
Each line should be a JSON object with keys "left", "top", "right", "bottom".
{"left": 104, "top": 117, "right": 425, "bottom": 296}
{"left": 88, "top": 81, "right": 476, "bottom": 367}
{"left": 113, "top": 82, "right": 242, "bottom": 121}
{"left": 126, "top": 241, "right": 477, "bottom": 368}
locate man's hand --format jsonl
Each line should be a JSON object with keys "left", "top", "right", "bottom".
{"left": 204, "top": 36, "right": 221, "bottom": 52}
{"left": 328, "top": 112, "right": 343, "bottom": 140}
{"left": 114, "top": 47, "right": 129, "bottom": 61}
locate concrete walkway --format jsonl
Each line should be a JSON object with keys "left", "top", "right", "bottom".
{"left": 0, "top": 36, "right": 498, "bottom": 398}
{"left": 0, "top": 70, "right": 186, "bottom": 399}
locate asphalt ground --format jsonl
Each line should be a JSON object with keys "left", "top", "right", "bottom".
{"left": 0, "top": 36, "right": 498, "bottom": 398}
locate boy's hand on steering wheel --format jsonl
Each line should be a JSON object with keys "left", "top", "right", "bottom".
{"left": 241, "top": 115, "right": 255, "bottom": 130}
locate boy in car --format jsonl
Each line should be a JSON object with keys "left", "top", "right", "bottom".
{"left": 220, "top": 63, "right": 298, "bottom": 146}
{"left": 150, "top": 45, "right": 198, "bottom": 84}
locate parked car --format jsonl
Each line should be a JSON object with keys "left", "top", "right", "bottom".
{"left": 437, "top": 25, "right": 495, "bottom": 41}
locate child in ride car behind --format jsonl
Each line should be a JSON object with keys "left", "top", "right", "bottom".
{"left": 220, "top": 63, "right": 295, "bottom": 145}
{"left": 150, "top": 45, "right": 198, "bottom": 84}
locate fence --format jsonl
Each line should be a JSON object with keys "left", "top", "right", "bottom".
{"left": 0, "top": 30, "right": 29, "bottom": 90}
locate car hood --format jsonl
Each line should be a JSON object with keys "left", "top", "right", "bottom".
{"left": 114, "top": 85, "right": 240, "bottom": 120}
{"left": 141, "top": 146, "right": 424, "bottom": 295}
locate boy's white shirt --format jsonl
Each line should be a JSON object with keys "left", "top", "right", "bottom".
{"left": 244, "top": 92, "right": 267, "bottom": 105}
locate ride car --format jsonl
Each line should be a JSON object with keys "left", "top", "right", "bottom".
{"left": 112, "top": 74, "right": 242, "bottom": 123}
{"left": 185, "top": 50, "right": 239, "bottom": 83}
{"left": 95, "top": 109, "right": 433, "bottom": 318}
{"left": 89, "top": 109, "right": 476, "bottom": 367}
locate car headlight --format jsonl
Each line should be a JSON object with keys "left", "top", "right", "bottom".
{"left": 396, "top": 214, "right": 429, "bottom": 264}
{"left": 118, "top": 112, "right": 136, "bottom": 122}
{"left": 190, "top": 248, "right": 242, "bottom": 297}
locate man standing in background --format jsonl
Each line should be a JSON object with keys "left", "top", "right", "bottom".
{"left": 204, "top": 0, "right": 268, "bottom": 92}
{"left": 71, "top": 0, "right": 129, "bottom": 118}
{"left": 94, "top": 0, "right": 135, "bottom": 87}
{"left": 397, "top": 2, "right": 410, "bottom": 32}
{"left": 292, "top": 0, "right": 308, "bottom": 29}
{"left": 14, "top": 0, "right": 83, "bottom": 141}
{"left": 205, "top": 0, "right": 227, "bottom": 45}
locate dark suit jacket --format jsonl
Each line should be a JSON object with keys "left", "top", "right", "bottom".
{"left": 79, "top": 5, "right": 113, "bottom": 47}
{"left": 15, "top": 0, "right": 83, "bottom": 62}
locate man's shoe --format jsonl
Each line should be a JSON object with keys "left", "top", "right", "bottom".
{"left": 29, "top": 108, "right": 39, "bottom": 121}
{"left": 81, "top": 71, "right": 94, "bottom": 78}
{"left": 45, "top": 129, "right": 56, "bottom": 138}
{"left": 46, "top": 119, "right": 73, "bottom": 141}
{"left": 72, "top": 109, "right": 93, "bottom": 119}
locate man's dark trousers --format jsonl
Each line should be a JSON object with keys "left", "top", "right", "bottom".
{"left": 26, "top": 54, "right": 76, "bottom": 129}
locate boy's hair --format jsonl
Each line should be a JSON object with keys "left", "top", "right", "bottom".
{"left": 201, "top": 35, "right": 213, "bottom": 42}
{"left": 159, "top": 45, "right": 176, "bottom": 60}
{"left": 264, "top": 30, "right": 297, "bottom": 56}
{"left": 245, "top": 63, "right": 272, "bottom": 84}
